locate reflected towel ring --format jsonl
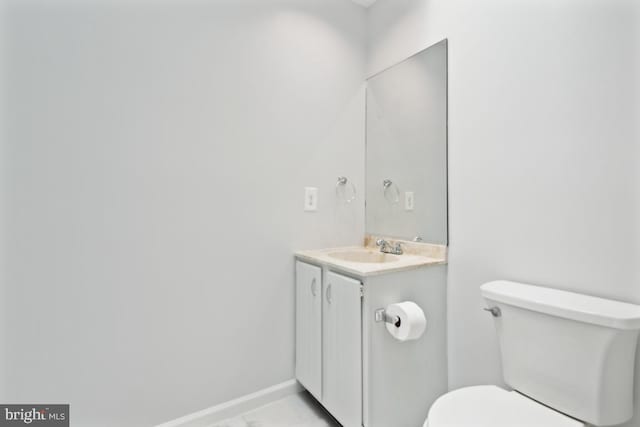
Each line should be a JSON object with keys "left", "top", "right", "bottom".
{"left": 383, "top": 179, "right": 400, "bottom": 204}
{"left": 336, "top": 176, "right": 357, "bottom": 204}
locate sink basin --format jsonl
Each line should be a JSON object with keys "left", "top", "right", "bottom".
{"left": 327, "top": 250, "right": 399, "bottom": 264}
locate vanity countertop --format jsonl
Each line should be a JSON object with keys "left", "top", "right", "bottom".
{"left": 295, "top": 240, "right": 446, "bottom": 277}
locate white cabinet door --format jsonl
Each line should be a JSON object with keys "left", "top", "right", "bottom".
{"left": 323, "top": 271, "right": 362, "bottom": 427}
{"left": 295, "top": 261, "right": 322, "bottom": 400}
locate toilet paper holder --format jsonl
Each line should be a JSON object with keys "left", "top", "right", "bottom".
{"left": 375, "top": 308, "right": 402, "bottom": 328}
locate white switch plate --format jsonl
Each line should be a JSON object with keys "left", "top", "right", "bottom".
{"left": 405, "top": 191, "right": 414, "bottom": 211}
{"left": 304, "top": 187, "right": 318, "bottom": 211}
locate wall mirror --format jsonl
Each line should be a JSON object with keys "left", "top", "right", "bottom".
{"left": 365, "top": 39, "right": 448, "bottom": 245}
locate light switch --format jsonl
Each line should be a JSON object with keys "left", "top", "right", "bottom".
{"left": 304, "top": 187, "right": 318, "bottom": 211}
{"left": 405, "top": 191, "right": 414, "bottom": 211}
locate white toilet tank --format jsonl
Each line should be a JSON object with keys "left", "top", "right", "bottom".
{"left": 481, "top": 281, "right": 640, "bottom": 426}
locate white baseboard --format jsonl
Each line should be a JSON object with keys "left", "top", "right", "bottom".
{"left": 156, "top": 379, "right": 303, "bottom": 427}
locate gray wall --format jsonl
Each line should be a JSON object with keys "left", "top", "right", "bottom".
{"left": 1, "top": 0, "right": 365, "bottom": 425}
{"left": 368, "top": 0, "right": 640, "bottom": 424}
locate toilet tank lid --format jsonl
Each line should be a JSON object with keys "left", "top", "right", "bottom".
{"left": 481, "top": 280, "right": 640, "bottom": 330}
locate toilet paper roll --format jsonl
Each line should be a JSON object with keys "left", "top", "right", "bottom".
{"left": 385, "top": 301, "right": 427, "bottom": 341}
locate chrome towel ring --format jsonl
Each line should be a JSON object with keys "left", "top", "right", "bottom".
{"left": 336, "top": 176, "right": 357, "bottom": 204}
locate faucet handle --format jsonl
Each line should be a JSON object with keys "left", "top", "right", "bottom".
{"left": 376, "top": 239, "right": 388, "bottom": 247}
{"left": 394, "top": 242, "right": 404, "bottom": 254}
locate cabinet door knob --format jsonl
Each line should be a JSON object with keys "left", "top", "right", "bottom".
{"left": 326, "top": 283, "right": 332, "bottom": 304}
{"left": 310, "top": 278, "right": 317, "bottom": 296}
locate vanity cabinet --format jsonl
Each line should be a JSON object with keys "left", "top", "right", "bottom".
{"left": 295, "top": 254, "right": 448, "bottom": 427}
{"left": 295, "top": 261, "right": 363, "bottom": 427}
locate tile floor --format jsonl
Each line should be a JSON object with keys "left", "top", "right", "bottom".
{"left": 210, "top": 392, "right": 340, "bottom": 427}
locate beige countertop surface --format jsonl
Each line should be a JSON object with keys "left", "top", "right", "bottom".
{"left": 295, "top": 242, "right": 446, "bottom": 277}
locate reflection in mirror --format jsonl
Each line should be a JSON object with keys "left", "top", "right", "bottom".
{"left": 365, "top": 39, "right": 448, "bottom": 245}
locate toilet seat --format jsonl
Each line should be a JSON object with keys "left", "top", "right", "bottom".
{"left": 425, "top": 385, "right": 585, "bottom": 427}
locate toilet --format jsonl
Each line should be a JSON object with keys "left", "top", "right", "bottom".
{"left": 426, "top": 280, "right": 640, "bottom": 427}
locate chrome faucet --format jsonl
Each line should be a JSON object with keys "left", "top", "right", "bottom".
{"left": 376, "top": 239, "right": 403, "bottom": 255}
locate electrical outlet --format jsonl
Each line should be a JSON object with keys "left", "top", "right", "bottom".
{"left": 405, "top": 191, "right": 414, "bottom": 211}
{"left": 304, "top": 187, "right": 318, "bottom": 211}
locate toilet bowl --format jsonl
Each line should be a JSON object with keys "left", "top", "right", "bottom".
{"left": 424, "top": 385, "right": 583, "bottom": 427}
{"left": 424, "top": 280, "right": 640, "bottom": 427}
